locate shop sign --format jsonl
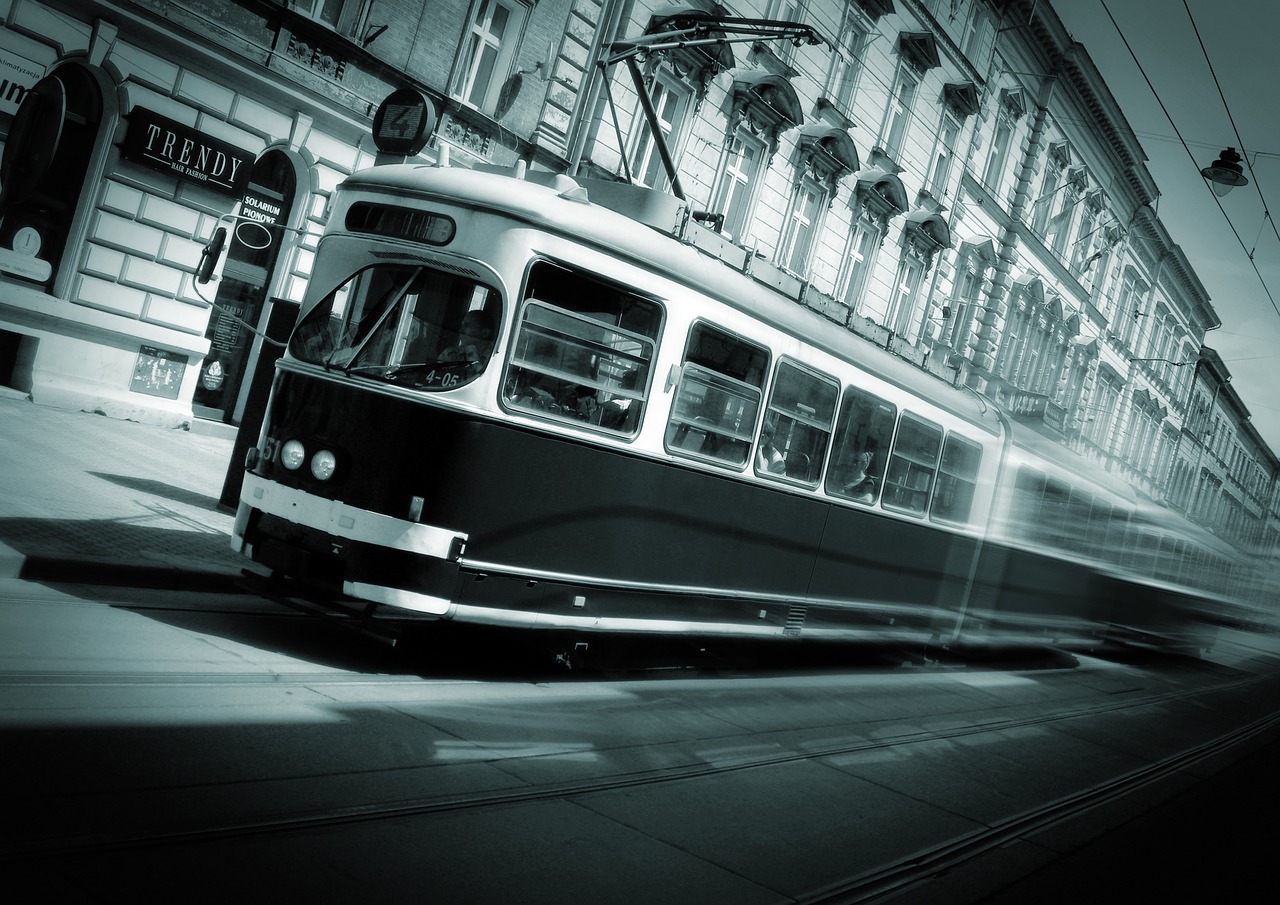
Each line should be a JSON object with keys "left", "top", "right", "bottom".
{"left": 122, "top": 108, "right": 251, "bottom": 197}
{"left": 0, "top": 49, "right": 42, "bottom": 116}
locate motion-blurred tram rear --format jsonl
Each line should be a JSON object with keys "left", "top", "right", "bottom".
{"left": 231, "top": 161, "right": 1255, "bottom": 654}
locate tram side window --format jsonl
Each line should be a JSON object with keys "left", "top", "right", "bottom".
{"left": 1105, "top": 509, "right": 1130, "bottom": 564}
{"left": 826, "top": 388, "right": 897, "bottom": 505}
{"left": 1009, "top": 468, "right": 1070, "bottom": 548}
{"left": 1087, "top": 502, "right": 1113, "bottom": 559}
{"left": 1133, "top": 531, "right": 1160, "bottom": 577}
{"left": 503, "top": 261, "right": 661, "bottom": 434}
{"left": 1064, "top": 489, "right": 1093, "bottom": 554}
{"left": 665, "top": 322, "right": 769, "bottom": 467}
{"left": 882, "top": 413, "right": 943, "bottom": 516}
{"left": 289, "top": 262, "right": 502, "bottom": 390}
{"left": 930, "top": 434, "right": 982, "bottom": 525}
{"left": 1010, "top": 468, "right": 1045, "bottom": 540}
{"left": 755, "top": 360, "right": 838, "bottom": 486}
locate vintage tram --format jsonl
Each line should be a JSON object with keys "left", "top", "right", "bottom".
{"left": 230, "top": 160, "right": 1245, "bottom": 653}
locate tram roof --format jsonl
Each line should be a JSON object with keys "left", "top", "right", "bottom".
{"left": 342, "top": 163, "right": 998, "bottom": 431}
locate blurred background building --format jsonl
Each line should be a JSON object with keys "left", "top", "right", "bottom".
{"left": 0, "top": 0, "right": 1276, "bottom": 564}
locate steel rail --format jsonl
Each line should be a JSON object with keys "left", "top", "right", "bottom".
{"left": 5, "top": 670, "right": 1270, "bottom": 862}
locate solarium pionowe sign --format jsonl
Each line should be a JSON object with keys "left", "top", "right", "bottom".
{"left": 122, "top": 108, "right": 252, "bottom": 197}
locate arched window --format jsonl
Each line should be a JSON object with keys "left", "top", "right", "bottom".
{"left": 0, "top": 63, "right": 104, "bottom": 292}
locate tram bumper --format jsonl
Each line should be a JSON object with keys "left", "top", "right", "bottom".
{"left": 232, "top": 473, "right": 467, "bottom": 616}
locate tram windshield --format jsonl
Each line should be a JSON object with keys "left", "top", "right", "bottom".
{"left": 290, "top": 262, "right": 501, "bottom": 390}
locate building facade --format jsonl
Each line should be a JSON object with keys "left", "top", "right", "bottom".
{"left": 0, "top": 0, "right": 1275, "bottom": 564}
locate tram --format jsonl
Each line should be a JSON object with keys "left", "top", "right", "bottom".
{"left": 230, "top": 159, "right": 1245, "bottom": 653}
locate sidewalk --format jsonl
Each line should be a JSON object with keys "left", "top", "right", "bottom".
{"left": 0, "top": 389, "right": 253, "bottom": 592}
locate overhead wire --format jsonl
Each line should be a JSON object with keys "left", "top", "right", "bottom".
{"left": 1180, "top": 0, "right": 1280, "bottom": 261}
{"left": 1096, "top": 0, "right": 1280, "bottom": 321}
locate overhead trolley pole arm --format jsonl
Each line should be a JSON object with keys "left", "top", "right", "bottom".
{"left": 602, "top": 16, "right": 823, "bottom": 204}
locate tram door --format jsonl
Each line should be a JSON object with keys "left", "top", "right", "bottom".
{"left": 193, "top": 151, "right": 296, "bottom": 422}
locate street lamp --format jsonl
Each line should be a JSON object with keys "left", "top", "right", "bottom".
{"left": 1201, "top": 147, "right": 1249, "bottom": 196}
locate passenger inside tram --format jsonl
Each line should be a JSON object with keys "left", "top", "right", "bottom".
{"left": 842, "top": 450, "right": 877, "bottom": 502}
{"left": 438, "top": 309, "right": 496, "bottom": 375}
{"left": 756, "top": 419, "right": 786, "bottom": 474}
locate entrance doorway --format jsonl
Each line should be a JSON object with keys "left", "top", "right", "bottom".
{"left": 193, "top": 150, "right": 297, "bottom": 422}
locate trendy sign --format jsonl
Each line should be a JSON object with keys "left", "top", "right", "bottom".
{"left": 122, "top": 108, "right": 252, "bottom": 197}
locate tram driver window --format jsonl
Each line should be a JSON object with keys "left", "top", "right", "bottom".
{"left": 826, "top": 388, "right": 897, "bottom": 505}
{"left": 289, "top": 262, "right": 502, "bottom": 390}
{"left": 665, "top": 323, "right": 769, "bottom": 467}
{"left": 755, "top": 361, "right": 838, "bottom": 486}
{"left": 502, "top": 261, "right": 661, "bottom": 435}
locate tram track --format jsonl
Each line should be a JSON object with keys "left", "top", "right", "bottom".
{"left": 7, "top": 666, "right": 1273, "bottom": 873}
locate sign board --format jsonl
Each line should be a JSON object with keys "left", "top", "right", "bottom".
{"left": 372, "top": 87, "right": 436, "bottom": 157}
{"left": 0, "top": 48, "right": 43, "bottom": 116}
{"left": 121, "top": 108, "right": 252, "bottom": 197}
{"left": 130, "top": 345, "right": 188, "bottom": 399}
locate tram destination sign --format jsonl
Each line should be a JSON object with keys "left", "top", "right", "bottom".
{"left": 122, "top": 108, "right": 251, "bottom": 197}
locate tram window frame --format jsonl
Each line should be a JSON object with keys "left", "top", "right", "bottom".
{"left": 930, "top": 433, "right": 983, "bottom": 525}
{"left": 754, "top": 358, "right": 839, "bottom": 487}
{"left": 501, "top": 260, "right": 662, "bottom": 436}
{"left": 1105, "top": 509, "right": 1130, "bottom": 564}
{"left": 1011, "top": 467, "right": 1045, "bottom": 540}
{"left": 664, "top": 321, "right": 770, "bottom": 469}
{"left": 1086, "top": 501, "right": 1113, "bottom": 558}
{"left": 882, "top": 412, "right": 943, "bottom": 517}
{"left": 288, "top": 259, "right": 504, "bottom": 391}
{"left": 1064, "top": 489, "right": 1093, "bottom": 554}
{"left": 826, "top": 387, "right": 897, "bottom": 506}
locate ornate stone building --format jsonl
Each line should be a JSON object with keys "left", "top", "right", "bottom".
{"left": 1, "top": 0, "right": 1275, "bottom": 557}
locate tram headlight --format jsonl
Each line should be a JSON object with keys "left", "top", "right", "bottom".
{"left": 310, "top": 449, "right": 338, "bottom": 481}
{"left": 280, "top": 439, "right": 306, "bottom": 471}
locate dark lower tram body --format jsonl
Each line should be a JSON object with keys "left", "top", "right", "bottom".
{"left": 233, "top": 371, "right": 1197, "bottom": 651}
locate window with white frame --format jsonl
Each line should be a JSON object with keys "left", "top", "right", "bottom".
{"left": 779, "top": 176, "right": 827, "bottom": 275}
{"left": 1090, "top": 373, "right": 1121, "bottom": 449}
{"left": 1070, "top": 197, "right": 1100, "bottom": 274}
{"left": 1031, "top": 165, "right": 1060, "bottom": 235}
{"left": 947, "top": 264, "right": 983, "bottom": 350}
{"left": 294, "top": 0, "right": 369, "bottom": 34}
{"left": 450, "top": 0, "right": 529, "bottom": 115}
{"left": 1044, "top": 191, "right": 1076, "bottom": 257}
{"left": 712, "top": 130, "right": 766, "bottom": 242}
{"left": 881, "top": 67, "right": 919, "bottom": 160}
{"left": 887, "top": 255, "right": 924, "bottom": 338}
{"left": 767, "top": 0, "right": 807, "bottom": 65}
{"left": 982, "top": 109, "right": 1014, "bottom": 189}
{"left": 840, "top": 216, "right": 881, "bottom": 312}
{"left": 824, "top": 4, "right": 867, "bottom": 112}
{"left": 962, "top": 2, "right": 994, "bottom": 61}
{"left": 928, "top": 114, "right": 960, "bottom": 198}
{"left": 1115, "top": 271, "right": 1145, "bottom": 346}
{"left": 629, "top": 70, "right": 692, "bottom": 190}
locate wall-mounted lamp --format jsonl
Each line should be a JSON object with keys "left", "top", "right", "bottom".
{"left": 1201, "top": 148, "right": 1249, "bottom": 196}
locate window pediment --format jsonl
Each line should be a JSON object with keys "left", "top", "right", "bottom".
{"left": 999, "top": 87, "right": 1026, "bottom": 119}
{"left": 1048, "top": 139, "right": 1072, "bottom": 169}
{"left": 853, "top": 148, "right": 908, "bottom": 231}
{"left": 797, "top": 125, "right": 859, "bottom": 191}
{"left": 644, "top": 6, "right": 736, "bottom": 92}
{"left": 902, "top": 194, "right": 951, "bottom": 268}
{"left": 943, "top": 82, "right": 980, "bottom": 118}
{"left": 857, "top": 0, "right": 896, "bottom": 22}
{"left": 898, "top": 32, "right": 941, "bottom": 72}
{"left": 729, "top": 70, "right": 803, "bottom": 154}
